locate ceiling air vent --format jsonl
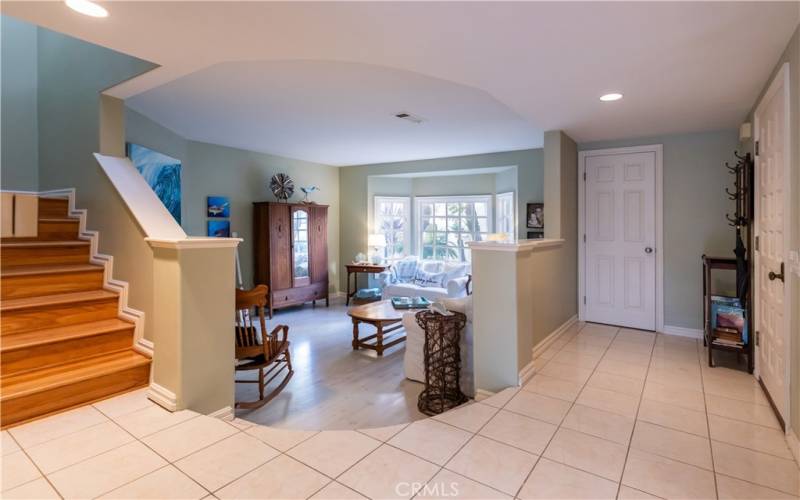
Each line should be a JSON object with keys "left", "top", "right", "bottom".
{"left": 394, "top": 112, "right": 425, "bottom": 124}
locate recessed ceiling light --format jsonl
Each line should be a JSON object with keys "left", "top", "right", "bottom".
{"left": 600, "top": 93, "right": 623, "bottom": 102}
{"left": 65, "top": 0, "right": 109, "bottom": 18}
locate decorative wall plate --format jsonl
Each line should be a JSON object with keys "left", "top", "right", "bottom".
{"left": 269, "top": 173, "right": 294, "bottom": 202}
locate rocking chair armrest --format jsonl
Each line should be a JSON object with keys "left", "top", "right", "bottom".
{"left": 270, "top": 324, "right": 289, "bottom": 343}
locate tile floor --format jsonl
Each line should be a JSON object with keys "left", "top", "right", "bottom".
{"left": 2, "top": 322, "right": 798, "bottom": 499}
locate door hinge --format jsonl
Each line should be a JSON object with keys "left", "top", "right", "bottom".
{"left": 583, "top": 296, "right": 587, "bottom": 305}
{"left": 755, "top": 330, "right": 760, "bottom": 346}
{"left": 583, "top": 172, "right": 587, "bottom": 181}
{"left": 755, "top": 141, "right": 760, "bottom": 156}
{"left": 755, "top": 235, "right": 759, "bottom": 251}
{"left": 583, "top": 234, "right": 586, "bottom": 243}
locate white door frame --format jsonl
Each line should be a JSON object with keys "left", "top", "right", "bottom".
{"left": 578, "top": 145, "right": 664, "bottom": 332}
{"left": 753, "top": 62, "right": 792, "bottom": 428}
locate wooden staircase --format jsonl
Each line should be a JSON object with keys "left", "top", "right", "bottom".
{"left": 1, "top": 197, "right": 151, "bottom": 428}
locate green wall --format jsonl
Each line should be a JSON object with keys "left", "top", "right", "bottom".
{"left": 1, "top": 16, "right": 39, "bottom": 191}
{"left": 340, "top": 149, "right": 543, "bottom": 290}
{"left": 579, "top": 129, "right": 740, "bottom": 331}
{"left": 126, "top": 108, "right": 341, "bottom": 291}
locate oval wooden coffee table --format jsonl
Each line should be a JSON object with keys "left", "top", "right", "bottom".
{"left": 347, "top": 300, "right": 406, "bottom": 356}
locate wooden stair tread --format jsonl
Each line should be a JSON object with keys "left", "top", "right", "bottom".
{"left": 1, "top": 350, "right": 150, "bottom": 400}
{"left": 1, "top": 290, "right": 118, "bottom": 312}
{"left": 1, "top": 263, "right": 102, "bottom": 277}
{"left": 1, "top": 319, "right": 133, "bottom": 352}
{"left": 1, "top": 240, "right": 89, "bottom": 248}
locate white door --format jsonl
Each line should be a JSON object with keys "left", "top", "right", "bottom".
{"left": 585, "top": 151, "right": 657, "bottom": 330}
{"left": 754, "top": 64, "right": 789, "bottom": 420}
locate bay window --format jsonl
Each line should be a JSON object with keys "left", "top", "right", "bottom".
{"left": 415, "top": 195, "right": 492, "bottom": 263}
{"left": 374, "top": 196, "right": 411, "bottom": 262}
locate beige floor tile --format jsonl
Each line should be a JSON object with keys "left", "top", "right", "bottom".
{"left": 550, "top": 349, "right": 603, "bottom": 369}
{"left": 388, "top": 419, "right": 471, "bottom": 466}
{"left": 572, "top": 334, "right": 614, "bottom": 349}
{"left": 227, "top": 418, "right": 255, "bottom": 430}
{"left": 47, "top": 441, "right": 167, "bottom": 499}
{"left": 216, "top": 455, "right": 330, "bottom": 499}
{"left": 537, "top": 345, "right": 561, "bottom": 361}
{"left": 357, "top": 423, "right": 408, "bottom": 442}
{"left": 93, "top": 388, "right": 154, "bottom": 419}
{"left": 9, "top": 406, "right": 107, "bottom": 449}
{"left": 705, "top": 393, "right": 781, "bottom": 429}
{"left": 616, "top": 329, "right": 656, "bottom": 343}
{"left": 1, "top": 431, "right": 20, "bottom": 456}
{"left": 642, "top": 382, "right": 705, "bottom": 412}
{"left": 25, "top": 421, "right": 134, "bottom": 474}
{"left": 708, "top": 415, "right": 793, "bottom": 459}
{"left": 538, "top": 360, "right": 594, "bottom": 385}
{"left": 339, "top": 445, "right": 440, "bottom": 500}
{"left": 616, "top": 485, "right": 663, "bottom": 499}
{"left": 310, "top": 481, "right": 367, "bottom": 499}
{"left": 433, "top": 402, "right": 497, "bottom": 432}
{"left": 576, "top": 386, "right": 640, "bottom": 419}
{"left": 115, "top": 405, "right": 199, "bottom": 439}
{"left": 715, "top": 473, "right": 798, "bottom": 499}
{"left": 586, "top": 371, "right": 645, "bottom": 398}
{"left": 631, "top": 421, "right": 712, "bottom": 470}
{"left": 596, "top": 358, "right": 648, "bottom": 381}
{"left": 2, "top": 451, "right": 41, "bottom": 492}
{"left": 562, "top": 338, "right": 611, "bottom": 355}
{"left": 543, "top": 428, "right": 627, "bottom": 481}
{"left": 523, "top": 374, "right": 583, "bottom": 401}
{"left": 175, "top": 432, "right": 280, "bottom": 492}
{"left": 703, "top": 376, "right": 770, "bottom": 406}
{"left": 1, "top": 478, "right": 60, "bottom": 499}
{"left": 505, "top": 390, "right": 572, "bottom": 425}
{"left": 142, "top": 415, "right": 238, "bottom": 462}
{"left": 562, "top": 404, "right": 634, "bottom": 445}
{"left": 646, "top": 366, "right": 703, "bottom": 392}
{"left": 602, "top": 348, "right": 652, "bottom": 367}
{"left": 648, "top": 354, "right": 702, "bottom": 372}
{"left": 245, "top": 425, "right": 317, "bottom": 452}
{"left": 622, "top": 448, "right": 716, "bottom": 500}
{"left": 712, "top": 440, "right": 800, "bottom": 495}
{"left": 479, "top": 409, "right": 557, "bottom": 455}
{"left": 637, "top": 399, "right": 708, "bottom": 437}
{"left": 480, "top": 387, "right": 519, "bottom": 409}
{"left": 445, "top": 435, "right": 537, "bottom": 496}
{"left": 518, "top": 458, "right": 618, "bottom": 500}
{"left": 99, "top": 465, "right": 208, "bottom": 499}
{"left": 607, "top": 340, "right": 653, "bottom": 356}
{"left": 288, "top": 430, "right": 382, "bottom": 476}
{"left": 417, "top": 469, "right": 511, "bottom": 499}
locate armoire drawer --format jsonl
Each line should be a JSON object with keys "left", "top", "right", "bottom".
{"left": 272, "top": 282, "right": 327, "bottom": 308}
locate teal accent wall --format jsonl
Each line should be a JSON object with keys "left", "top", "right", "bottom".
{"left": 340, "top": 149, "right": 543, "bottom": 291}
{"left": 1, "top": 16, "right": 39, "bottom": 191}
{"left": 578, "top": 129, "right": 740, "bottom": 330}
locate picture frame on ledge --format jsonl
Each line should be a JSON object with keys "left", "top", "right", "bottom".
{"left": 207, "top": 196, "right": 230, "bottom": 218}
{"left": 207, "top": 220, "right": 231, "bottom": 237}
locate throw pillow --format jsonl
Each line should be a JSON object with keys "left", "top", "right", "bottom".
{"left": 414, "top": 269, "right": 446, "bottom": 288}
{"left": 392, "top": 257, "right": 418, "bottom": 283}
{"left": 439, "top": 262, "right": 467, "bottom": 287}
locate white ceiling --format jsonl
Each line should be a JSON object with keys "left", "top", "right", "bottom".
{"left": 2, "top": 1, "right": 798, "bottom": 166}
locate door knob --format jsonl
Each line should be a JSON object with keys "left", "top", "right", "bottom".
{"left": 644, "top": 247, "right": 653, "bottom": 254}
{"left": 768, "top": 263, "right": 785, "bottom": 283}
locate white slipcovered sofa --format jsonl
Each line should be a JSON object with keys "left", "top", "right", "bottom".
{"left": 378, "top": 256, "right": 471, "bottom": 301}
{"left": 402, "top": 296, "right": 474, "bottom": 397}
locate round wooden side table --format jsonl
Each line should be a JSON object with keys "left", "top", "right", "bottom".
{"left": 415, "top": 310, "right": 468, "bottom": 415}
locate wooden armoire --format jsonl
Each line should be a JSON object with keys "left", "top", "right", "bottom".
{"left": 253, "top": 202, "right": 329, "bottom": 316}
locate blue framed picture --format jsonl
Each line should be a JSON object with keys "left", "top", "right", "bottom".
{"left": 207, "top": 196, "right": 230, "bottom": 218}
{"left": 207, "top": 220, "right": 231, "bottom": 238}
{"left": 127, "top": 143, "right": 182, "bottom": 224}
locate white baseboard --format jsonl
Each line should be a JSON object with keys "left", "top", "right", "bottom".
{"left": 519, "top": 314, "right": 579, "bottom": 385}
{"left": 208, "top": 406, "right": 235, "bottom": 421}
{"left": 147, "top": 382, "right": 177, "bottom": 411}
{"left": 660, "top": 325, "right": 703, "bottom": 339}
{"left": 787, "top": 428, "right": 800, "bottom": 465}
{"left": 474, "top": 389, "right": 495, "bottom": 401}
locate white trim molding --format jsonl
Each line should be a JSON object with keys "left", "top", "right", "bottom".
{"left": 660, "top": 325, "right": 703, "bottom": 340}
{"left": 578, "top": 144, "right": 664, "bottom": 333}
{"left": 474, "top": 389, "right": 496, "bottom": 402}
{"left": 787, "top": 428, "right": 800, "bottom": 465}
{"left": 469, "top": 238, "right": 564, "bottom": 253}
{"left": 208, "top": 406, "right": 235, "bottom": 421}
{"left": 147, "top": 382, "right": 178, "bottom": 411}
{"left": 519, "top": 314, "right": 578, "bottom": 385}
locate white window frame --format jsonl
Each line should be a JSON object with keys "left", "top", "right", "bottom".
{"left": 495, "top": 191, "right": 516, "bottom": 239}
{"left": 414, "top": 195, "right": 493, "bottom": 262}
{"left": 373, "top": 196, "right": 411, "bottom": 262}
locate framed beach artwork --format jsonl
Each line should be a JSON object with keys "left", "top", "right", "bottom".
{"left": 207, "top": 196, "right": 230, "bottom": 218}
{"left": 127, "top": 143, "right": 182, "bottom": 224}
{"left": 207, "top": 220, "right": 231, "bottom": 238}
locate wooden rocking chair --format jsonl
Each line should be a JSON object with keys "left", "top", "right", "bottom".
{"left": 235, "top": 285, "right": 293, "bottom": 409}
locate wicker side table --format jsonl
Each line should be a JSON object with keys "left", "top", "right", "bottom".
{"left": 415, "top": 310, "right": 468, "bottom": 415}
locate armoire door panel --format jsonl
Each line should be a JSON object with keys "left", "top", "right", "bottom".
{"left": 310, "top": 207, "right": 328, "bottom": 284}
{"left": 269, "top": 204, "right": 292, "bottom": 290}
